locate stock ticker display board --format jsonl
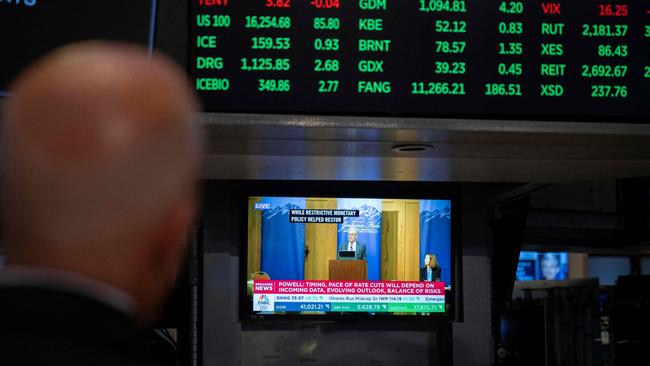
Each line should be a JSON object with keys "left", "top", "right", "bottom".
{"left": 190, "top": 0, "right": 650, "bottom": 121}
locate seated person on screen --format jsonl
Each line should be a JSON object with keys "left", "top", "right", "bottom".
{"left": 540, "top": 253, "right": 561, "bottom": 280}
{"left": 337, "top": 227, "right": 366, "bottom": 260}
{"left": 420, "top": 253, "right": 442, "bottom": 282}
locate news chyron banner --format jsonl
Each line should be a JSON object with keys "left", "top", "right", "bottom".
{"left": 253, "top": 280, "right": 445, "bottom": 313}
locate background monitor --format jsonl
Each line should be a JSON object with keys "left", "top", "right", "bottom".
{"left": 241, "top": 187, "right": 460, "bottom": 322}
{"left": 516, "top": 251, "right": 569, "bottom": 281}
{"left": 588, "top": 256, "right": 632, "bottom": 286}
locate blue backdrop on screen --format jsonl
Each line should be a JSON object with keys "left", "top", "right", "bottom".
{"left": 337, "top": 198, "right": 382, "bottom": 281}
{"left": 261, "top": 197, "right": 306, "bottom": 280}
{"left": 516, "top": 251, "right": 568, "bottom": 281}
{"left": 420, "top": 200, "right": 452, "bottom": 286}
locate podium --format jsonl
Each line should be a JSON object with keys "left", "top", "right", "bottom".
{"left": 329, "top": 260, "right": 367, "bottom": 280}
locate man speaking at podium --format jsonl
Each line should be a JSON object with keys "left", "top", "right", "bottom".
{"left": 338, "top": 227, "right": 367, "bottom": 260}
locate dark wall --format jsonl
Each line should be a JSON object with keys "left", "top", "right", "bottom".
{"left": 155, "top": 0, "right": 188, "bottom": 69}
{"left": 0, "top": 0, "right": 155, "bottom": 91}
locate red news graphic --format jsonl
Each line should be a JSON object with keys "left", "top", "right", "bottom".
{"left": 254, "top": 280, "right": 445, "bottom": 295}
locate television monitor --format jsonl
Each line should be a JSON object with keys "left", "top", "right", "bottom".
{"left": 588, "top": 256, "right": 631, "bottom": 286}
{"left": 241, "top": 183, "right": 460, "bottom": 322}
{"left": 516, "top": 251, "right": 569, "bottom": 281}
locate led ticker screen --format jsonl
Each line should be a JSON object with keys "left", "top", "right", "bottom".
{"left": 0, "top": 0, "right": 155, "bottom": 92}
{"left": 191, "top": 0, "right": 650, "bottom": 121}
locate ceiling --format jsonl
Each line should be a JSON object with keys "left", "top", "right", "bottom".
{"left": 3, "top": 97, "right": 649, "bottom": 183}
{"left": 201, "top": 113, "right": 650, "bottom": 182}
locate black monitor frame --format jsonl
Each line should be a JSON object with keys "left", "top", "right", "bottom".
{"left": 237, "top": 180, "right": 462, "bottom": 324}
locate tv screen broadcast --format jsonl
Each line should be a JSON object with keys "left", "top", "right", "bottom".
{"left": 245, "top": 196, "right": 456, "bottom": 320}
{"left": 516, "top": 251, "right": 569, "bottom": 281}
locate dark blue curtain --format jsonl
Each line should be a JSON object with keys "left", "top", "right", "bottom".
{"left": 261, "top": 197, "right": 306, "bottom": 280}
{"left": 420, "top": 200, "right": 452, "bottom": 285}
{"left": 336, "top": 198, "right": 382, "bottom": 281}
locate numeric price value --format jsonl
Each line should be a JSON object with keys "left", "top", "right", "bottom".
{"left": 411, "top": 82, "right": 466, "bottom": 95}
{"left": 314, "top": 38, "right": 340, "bottom": 51}
{"left": 266, "top": 0, "right": 290, "bottom": 7}
{"left": 319, "top": 80, "right": 340, "bottom": 93}
{"left": 591, "top": 84, "right": 628, "bottom": 98}
{"left": 358, "top": 304, "right": 381, "bottom": 311}
{"left": 597, "top": 44, "right": 628, "bottom": 57}
{"left": 498, "top": 42, "right": 523, "bottom": 55}
{"left": 314, "top": 59, "right": 340, "bottom": 72}
{"left": 245, "top": 16, "right": 291, "bottom": 29}
{"left": 314, "top": 17, "right": 340, "bottom": 30}
{"left": 258, "top": 79, "right": 290, "bottom": 92}
{"left": 582, "top": 24, "right": 628, "bottom": 37}
{"left": 485, "top": 83, "right": 522, "bottom": 96}
{"left": 435, "top": 61, "right": 466, "bottom": 75}
{"left": 598, "top": 4, "right": 628, "bottom": 17}
{"left": 299, "top": 303, "right": 325, "bottom": 310}
{"left": 418, "top": 0, "right": 467, "bottom": 13}
{"left": 251, "top": 37, "right": 291, "bottom": 50}
{"left": 581, "top": 64, "right": 628, "bottom": 78}
{"left": 435, "top": 20, "right": 467, "bottom": 33}
{"left": 241, "top": 58, "right": 291, "bottom": 71}
{"left": 498, "top": 21, "right": 523, "bottom": 35}
{"left": 435, "top": 41, "right": 466, "bottom": 54}
{"left": 499, "top": 1, "right": 523, "bottom": 14}
{"left": 310, "top": 0, "right": 340, "bottom": 9}
{"left": 498, "top": 63, "right": 523, "bottom": 76}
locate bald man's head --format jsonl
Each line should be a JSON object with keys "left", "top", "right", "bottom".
{"left": 1, "top": 42, "right": 201, "bottom": 321}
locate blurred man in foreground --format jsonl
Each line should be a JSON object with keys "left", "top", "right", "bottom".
{"left": 0, "top": 43, "right": 201, "bottom": 365}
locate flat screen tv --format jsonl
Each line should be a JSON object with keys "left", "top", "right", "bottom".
{"left": 516, "top": 251, "right": 569, "bottom": 281}
{"left": 240, "top": 182, "right": 461, "bottom": 322}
